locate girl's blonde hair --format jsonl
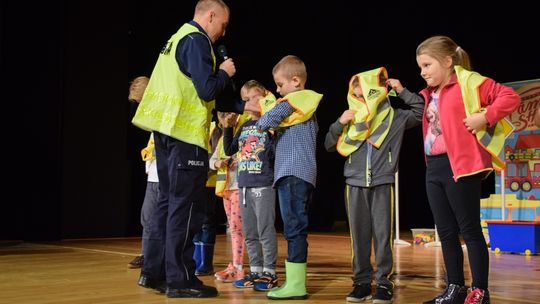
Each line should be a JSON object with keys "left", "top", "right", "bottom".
{"left": 272, "top": 55, "right": 307, "bottom": 85}
{"left": 416, "top": 35, "right": 471, "bottom": 70}
{"left": 128, "top": 76, "right": 149, "bottom": 103}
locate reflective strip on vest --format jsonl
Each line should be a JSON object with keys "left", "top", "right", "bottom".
{"left": 455, "top": 66, "right": 514, "bottom": 172}
{"left": 132, "top": 23, "right": 216, "bottom": 151}
{"left": 337, "top": 67, "right": 394, "bottom": 156}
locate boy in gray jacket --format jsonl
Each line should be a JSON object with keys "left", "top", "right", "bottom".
{"left": 324, "top": 68, "right": 424, "bottom": 303}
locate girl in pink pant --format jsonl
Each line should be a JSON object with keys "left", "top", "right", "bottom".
{"left": 210, "top": 112, "right": 245, "bottom": 282}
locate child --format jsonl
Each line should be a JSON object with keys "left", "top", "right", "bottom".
{"left": 211, "top": 111, "right": 246, "bottom": 283}
{"left": 256, "top": 55, "right": 323, "bottom": 300}
{"left": 325, "top": 67, "right": 424, "bottom": 303}
{"left": 127, "top": 76, "right": 160, "bottom": 269}
{"left": 222, "top": 80, "right": 279, "bottom": 291}
{"left": 387, "top": 35, "right": 520, "bottom": 304}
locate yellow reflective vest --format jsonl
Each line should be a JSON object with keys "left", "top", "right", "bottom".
{"left": 214, "top": 137, "right": 228, "bottom": 197}
{"left": 214, "top": 116, "right": 246, "bottom": 197}
{"left": 455, "top": 66, "right": 514, "bottom": 171}
{"left": 131, "top": 23, "right": 216, "bottom": 151}
{"left": 261, "top": 90, "right": 322, "bottom": 127}
{"left": 255, "top": 91, "right": 277, "bottom": 116}
{"left": 206, "top": 121, "right": 218, "bottom": 187}
{"left": 141, "top": 133, "right": 156, "bottom": 162}
{"left": 337, "top": 67, "right": 395, "bottom": 156}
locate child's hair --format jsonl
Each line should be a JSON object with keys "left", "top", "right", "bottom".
{"left": 241, "top": 80, "right": 267, "bottom": 98}
{"left": 129, "top": 76, "right": 149, "bottom": 103}
{"left": 272, "top": 55, "right": 307, "bottom": 85}
{"left": 416, "top": 35, "right": 471, "bottom": 70}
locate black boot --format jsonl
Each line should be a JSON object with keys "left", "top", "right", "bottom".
{"left": 195, "top": 243, "right": 214, "bottom": 275}
{"left": 166, "top": 284, "right": 218, "bottom": 298}
{"left": 423, "top": 284, "right": 468, "bottom": 304}
{"left": 137, "top": 274, "right": 166, "bottom": 293}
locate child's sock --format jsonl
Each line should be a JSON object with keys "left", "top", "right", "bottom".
{"left": 234, "top": 264, "right": 243, "bottom": 271}
{"left": 250, "top": 266, "right": 263, "bottom": 275}
{"left": 263, "top": 268, "right": 276, "bottom": 275}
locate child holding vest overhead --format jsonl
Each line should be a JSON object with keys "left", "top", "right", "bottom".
{"left": 222, "top": 80, "right": 279, "bottom": 291}
{"left": 255, "top": 55, "right": 322, "bottom": 300}
{"left": 325, "top": 67, "right": 424, "bottom": 303}
{"left": 210, "top": 111, "right": 246, "bottom": 283}
{"left": 387, "top": 35, "right": 520, "bottom": 304}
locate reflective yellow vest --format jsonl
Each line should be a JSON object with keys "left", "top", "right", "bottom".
{"left": 261, "top": 90, "right": 322, "bottom": 127}
{"left": 132, "top": 23, "right": 216, "bottom": 151}
{"left": 337, "top": 67, "right": 395, "bottom": 156}
{"left": 214, "top": 137, "right": 228, "bottom": 197}
{"left": 255, "top": 91, "right": 277, "bottom": 116}
{"left": 206, "top": 121, "right": 218, "bottom": 187}
{"left": 455, "top": 65, "right": 514, "bottom": 171}
{"left": 140, "top": 133, "right": 156, "bottom": 161}
{"left": 214, "top": 117, "right": 245, "bottom": 197}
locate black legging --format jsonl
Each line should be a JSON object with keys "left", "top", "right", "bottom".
{"left": 425, "top": 154, "right": 489, "bottom": 289}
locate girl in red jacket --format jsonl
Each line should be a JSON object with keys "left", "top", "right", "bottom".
{"left": 387, "top": 35, "right": 520, "bottom": 304}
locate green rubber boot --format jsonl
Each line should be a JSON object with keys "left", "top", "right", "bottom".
{"left": 267, "top": 260, "right": 308, "bottom": 300}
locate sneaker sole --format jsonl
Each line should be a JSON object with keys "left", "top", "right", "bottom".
{"left": 346, "top": 295, "right": 372, "bottom": 302}
{"left": 215, "top": 278, "right": 236, "bottom": 283}
{"left": 234, "top": 284, "right": 254, "bottom": 289}
{"left": 372, "top": 299, "right": 392, "bottom": 304}
{"left": 267, "top": 294, "right": 308, "bottom": 300}
{"left": 254, "top": 286, "right": 278, "bottom": 291}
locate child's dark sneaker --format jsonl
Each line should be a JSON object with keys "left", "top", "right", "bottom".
{"left": 253, "top": 271, "right": 278, "bottom": 291}
{"left": 346, "top": 283, "right": 372, "bottom": 302}
{"left": 423, "top": 284, "right": 468, "bottom": 304}
{"left": 373, "top": 284, "right": 393, "bottom": 303}
{"left": 233, "top": 272, "right": 260, "bottom": 288}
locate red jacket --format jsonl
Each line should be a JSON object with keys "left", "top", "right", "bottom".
{"left": 420, "top": 74, "right": 520, "bottom": 181}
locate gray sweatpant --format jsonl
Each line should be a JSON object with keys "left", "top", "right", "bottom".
{"left": 346, "top": 183, "right": 394, "bottom": 287}
{"left": 239, "top": 186, "right": 278, "bottom": 270}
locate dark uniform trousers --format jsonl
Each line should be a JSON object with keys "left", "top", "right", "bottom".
{"left": 141, "top": 131, "right": 208, "bottom": 288}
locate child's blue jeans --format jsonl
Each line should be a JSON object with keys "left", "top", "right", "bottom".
{"left": 275, "top": 176, "right": 314, "bottom": 263}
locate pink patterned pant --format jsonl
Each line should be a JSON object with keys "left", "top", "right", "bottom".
{"left": 223, "top": 189, "right": 245, "bottom": 265}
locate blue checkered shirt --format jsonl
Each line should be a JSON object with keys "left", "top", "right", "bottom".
{"left": 256, "top": 102, "right": 318, "bottom": 187}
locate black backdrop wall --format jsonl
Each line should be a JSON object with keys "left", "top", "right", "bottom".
{"left": 1, "top": 1, "right": 537, "bottom": 240}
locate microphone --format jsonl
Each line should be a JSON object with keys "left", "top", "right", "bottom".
{"left": 217, "top": 45, "right": 237, "bottom": 91}
{"left": 217, "top": 45, "right": 229, "bottom": 60}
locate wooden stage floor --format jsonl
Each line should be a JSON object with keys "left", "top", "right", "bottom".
{"left": 0, "top": 232, "right": 538, "bottom": 303}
